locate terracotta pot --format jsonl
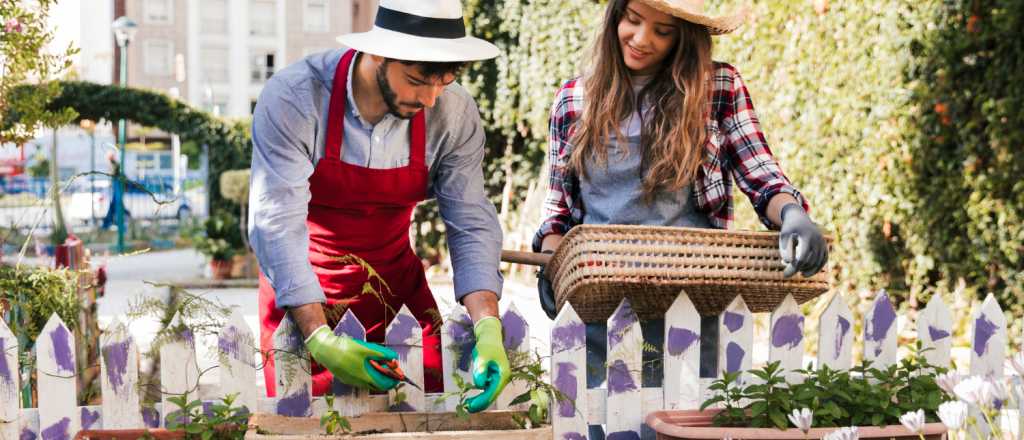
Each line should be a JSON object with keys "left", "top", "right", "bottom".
{"left": 645, "top": 409, "right": 947, "bottom": 440}
{"left": 210, "top": 259, "right": 233, "bottom": 280}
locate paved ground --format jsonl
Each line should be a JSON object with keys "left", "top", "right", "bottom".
{"left": 93, "top": 248, "right": 552, "bottom": 398}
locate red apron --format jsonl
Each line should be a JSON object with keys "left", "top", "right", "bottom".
{"left": 259, "top": 49, "right": 442, "bottom": 396}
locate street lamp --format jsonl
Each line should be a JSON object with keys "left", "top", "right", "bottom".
{"left": 111, "top": 16, "right": 136, "bottom": 253}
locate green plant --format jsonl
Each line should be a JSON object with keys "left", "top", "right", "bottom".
{"left": 319, "top": 394, "right": 352, "bottom": 435}
{"left": 701, "top": 345, "right": 949, "bottom": 429}
{"left": 192, "top": 213, "right": 244, "bottom": 261}
{"left": 166, "top": 393, "right": 250, "bottom": 440}
{"left": 0, "top": 265, "right": 81, "bottom": 345}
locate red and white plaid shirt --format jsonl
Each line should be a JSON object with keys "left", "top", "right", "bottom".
{"left": 533, "top": 62, "right": 808, "bottom": 251}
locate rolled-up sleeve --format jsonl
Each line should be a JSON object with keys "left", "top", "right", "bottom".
{"left": 433, "top": 99, "right": 504, "bottom": 302}
{"left": 248, "top": 77, "right": 324, "bottom": 308}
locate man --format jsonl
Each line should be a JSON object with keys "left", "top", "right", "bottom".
{"left": 249, "top": 0, "right": 509, "bottom": 413}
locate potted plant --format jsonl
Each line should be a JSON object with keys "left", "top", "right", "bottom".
{"left": 647, "top": 350, "right": 950, "bottom": 440}
{"left": 193, "top": 213, "right": 243, "bottom": 280}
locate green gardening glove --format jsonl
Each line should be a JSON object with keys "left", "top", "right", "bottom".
{"left": 464, "top": 317, "right": 512, "bottom": 413}
{"left": 304, "top": 325, "right": 400, "bottom": 392}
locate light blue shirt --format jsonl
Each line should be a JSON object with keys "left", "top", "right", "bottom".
{"left": 248, "top": 49, "right": 503, "bottom": 308}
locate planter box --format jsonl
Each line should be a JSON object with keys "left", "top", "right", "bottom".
{"left": 246, "top": 411, "right": 551, "bottom": 439}
{"left": 646, "top": 410, "right": 947, "bottom": 440}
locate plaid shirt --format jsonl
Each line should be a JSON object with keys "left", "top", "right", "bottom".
{"left": 533, "top": 62, "right": 808, "bottom": 252}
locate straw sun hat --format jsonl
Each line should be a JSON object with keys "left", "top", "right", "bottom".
{"left": 637, "top": 0, "right": 750, "bottom": 35}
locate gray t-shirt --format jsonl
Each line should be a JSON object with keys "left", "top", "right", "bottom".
{"left": 580, "top": 75, "right": 711, "bottom": 228}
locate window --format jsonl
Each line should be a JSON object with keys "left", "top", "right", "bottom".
{"left": 250, "top": 0, "right": 276, "bottom": 36}
{"left": 251, "top": 52, "right": 275, "bottom": 82}
{"left": 136, "top": 153, "right": 157, "bottom": 172}
{"left": 201, "top": 47, "right": 229, "bottom": 82}
{"left": 143, "top": 40, "right": 174, "bottom": 76}
{"left": 159, "top": 153, "right": 173, "bottom": 170}
{"left": 304, "top": 0, "right": 329, "bottom": 32}
{"left": 201, "top": 0, "right": 228, "bottom": 34}
{"left": 144, "top": 0, "right": 173, "bottom": 25}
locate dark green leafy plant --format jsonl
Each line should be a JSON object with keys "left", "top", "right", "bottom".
{"left": 166, "top": 393, "right": 250, "bottom": 440}
{"left": 702, "top": 345, "right": 950, "bottom": 429}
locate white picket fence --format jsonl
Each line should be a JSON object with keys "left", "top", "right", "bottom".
{"left": 0, "top": 301, "right": 538, "bottom": 440}
{"left": 548, "top": 290, "right": 1011, "bottom": 440}
{"left": 0, "top": 290, "right": 1013, "bottom": 440}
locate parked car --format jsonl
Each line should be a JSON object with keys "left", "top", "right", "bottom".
{"left": 67, "top": 177, "right": 201, "bottom": 225}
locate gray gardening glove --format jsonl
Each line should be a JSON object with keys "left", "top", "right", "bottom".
{"left": 779, "top": 203, "right": 828, "bottom": 278}
{"left": 537, "top": 250, "right": 557, "bottom": 320}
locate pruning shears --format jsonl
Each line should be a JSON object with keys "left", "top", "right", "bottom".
{"left": 369, "top": 359, "right": 423, "bottom": 391}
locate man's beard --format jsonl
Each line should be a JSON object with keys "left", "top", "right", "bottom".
{"left": 375, "top": 63, "right": 423, "bottom": 120}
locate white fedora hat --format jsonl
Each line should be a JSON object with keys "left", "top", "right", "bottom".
{"left": 337, "top": 0, "right": 499, "bottom": 62}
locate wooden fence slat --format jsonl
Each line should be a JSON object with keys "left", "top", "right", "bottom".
{"left": 551, "top": 303, "right": 587, "bottom": 440}
{"left": 19, "top": 408, "right": 38, "bottom": 440}
{"left": 441, "top": 307, "right": 474, "bottom": 412}
{"left": 0, "top": 319, "right": 20, "bottom": 440}
{"left": 37, "top": 313, "right": 79, "bottom": 440}
{"left": 272, "top": 314, "right": 312, "bottom": 417}
{"left": 970, "top": 294, "right": 1007, "bottom": 378}
{"left": 817, "top": 293, "right": 853, "bottom": 370}
{"left": 917, "top": 294, "right": 953, "bottom": 370}
{"left": 863, "top": 291, "right": 898, "bottom": 369}
{"left": 663, "top": 291, "right": 701, "bottom": 410}
{"left": 79, "top": 406, "right": 101, "bottom": 431}
{"left": 217, "top": 308, "right": 258, "bottom": 415}
{"left": 769, "top": 295, "right": 806, "bottom": 383}
{"left": 332, "top": 309, "right": 372, "bottom": 417}
{"left": 719, "top": 296, "right": 753, "bottom": 382}
{"left": 99, "top": 318, "right": 142, "bottom": 429}
{"left": 497, "top": 302, "right": 530, "bottom": 410}
{"left": 385, "top": 305, "right": 425, "bottom": 412}
{"left": 160, "top": 313, "right": 200, "bottom": 427}
{"left": 606, "top": 297, "right": 643, "bottom": 439}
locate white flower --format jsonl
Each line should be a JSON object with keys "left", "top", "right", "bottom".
{"left": 899, "top": 409, "right": 926, "bottom": 434}
{"left": 788, "top": 408, "right": 813, "bottom": 434}
{"left": 934, "top": 371, "right": 961, "bottom": 396}
{"left": 937, "top": 401, "right": 967, "bottom": 430}
{"left": 1010, "top": 352, "right": 1024, "bottom": 377}
{"left": 986, "top": 376, "right": 1009, "bottom": 406}
{"left": 954, "top": 375, "right": 991, "bottom": 406}
{"left": 823, "top": 426, "right": 859, "bottom": 440}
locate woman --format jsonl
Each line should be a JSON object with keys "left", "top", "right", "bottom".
{"left": 533, "top": 0, "right": 828, "bottom": 436}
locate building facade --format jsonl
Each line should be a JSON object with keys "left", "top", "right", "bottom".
{"left": 115, "top": 0, "right": 376, "bottom": 118}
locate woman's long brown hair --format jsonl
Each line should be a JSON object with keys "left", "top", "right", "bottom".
{"left": 568, "top": 0, "right": 713, "bottom": 202}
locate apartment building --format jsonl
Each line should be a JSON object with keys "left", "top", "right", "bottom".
{"left": 115, "top": 0, "right": 377, "bottom": 117}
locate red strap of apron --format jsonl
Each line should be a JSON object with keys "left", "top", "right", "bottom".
{"left": 324, "top": 49, "right": 357, "bottom": 161}
{"left": 323, "top": 49, "right": 427, "bottom": 167}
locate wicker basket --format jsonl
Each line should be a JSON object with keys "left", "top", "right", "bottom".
{"left": 547, "top": 225, "right": 831, "bottom": 322}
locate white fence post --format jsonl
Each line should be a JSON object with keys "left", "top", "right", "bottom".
{"left": 769, "top": 294, "right": 806, "bottom": 383}
{"left": 606, "top": 298, "right": 643, "bottom": 439}
{"left": 332, "top": 309, "right": 372, "bottom": 417}
{"left": 662, "top": 291, "right": 701, "bottom": 410}
{"left": 863, "top": 291, "right": 898, "bottom": 369}
{"left": 217, "top": 308, "right": 258, "bottom": 415}
{"left": 817, "top": 293, "right": 853, "bottom": 370}
{"left": 99, "top": 318, "right": 142, "bottom": 429}
{"left": 385, "top": 305, "right": 425, "bottom": 412}
{"left": 441, "top": 307, "right": 475, "bottom": 412}
{"left": 551, "top": 303, "right": 587, "bottom": 440}
{"left": 917, "top": 294, "right": 953, "bottom": 370}
{"left": 497, "top": 302, "right": 530, "bottom": 410}
{"left": 719, "top": 296, "right": 753, "bottom": 381}
{"left": 273, "top": 314, "right": 312, "bottom": 417}
{"left": 37, "top": 313, "right": 79, "bottom": 440}
{"left": 970, "top": 294, "right": 1007, "bottom": 378}
{"left": 0, "top": 319, "right": 20, "bottom": 440}
{"left": 160, "top": 313, "right": 200, "bottom": 427}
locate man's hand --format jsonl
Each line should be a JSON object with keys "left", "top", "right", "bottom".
{"left": 778, "top": 203, "right": 828, "bottom": 278}
{"left": 304, "top": 325, "right": 400, "bottom": 392}
{"left": 464, "top": 317, "right": 511, "bottom": 413}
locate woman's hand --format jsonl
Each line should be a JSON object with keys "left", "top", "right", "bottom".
{"left": 778, "top": 203, "right": 828, "bottom": 277}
